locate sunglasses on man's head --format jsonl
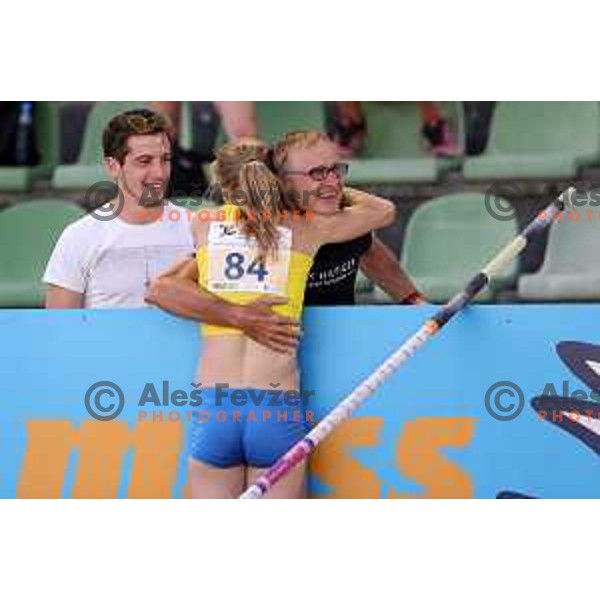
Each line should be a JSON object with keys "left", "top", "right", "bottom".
{"left": 125, "top": 114, "right": 168, "bottom": 134}
{"left": 283, "top": 162, "right": 349, "bottom": 182}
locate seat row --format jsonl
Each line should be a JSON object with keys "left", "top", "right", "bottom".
{"left": 1, "top": 193, "right": 598, "bottom": 307}
{"left": 2, "top": 102, "right": 599, "bottom": 193}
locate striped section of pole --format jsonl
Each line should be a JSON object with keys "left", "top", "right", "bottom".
{"left": 239, "top": 187, "right": 576, "bottom": 499}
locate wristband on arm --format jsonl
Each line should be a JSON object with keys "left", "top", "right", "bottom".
{"left": 402, "top": 290, "right": 427, "bottom": 305}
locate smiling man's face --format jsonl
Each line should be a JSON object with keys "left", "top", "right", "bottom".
{"left": 280, "top": 139, "right": 345, "bottom": 215}
{"left": 105, "top": 132, "right": 172, "bottom": 206}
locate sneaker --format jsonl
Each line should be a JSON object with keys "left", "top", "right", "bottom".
{"left": 421, "top": 118, "right": 460, "bottom": 157}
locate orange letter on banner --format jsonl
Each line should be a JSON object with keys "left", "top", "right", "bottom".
{"left": 71, "top": 421, "right": 131, "bottom": 498}
{"left": 389, "top": 417, "right": 475, "bottom": 499}
{"left": 17, "top": 421, "right": 76, "bottom": 499}
{"left": 310, "top": 417, "right": 383, "bottom": 498}
{"left": 18, "top": 420, "right": 184, "bottom": 498}
{"left": 127, "top": 421, "right": 183, "bottom": 498}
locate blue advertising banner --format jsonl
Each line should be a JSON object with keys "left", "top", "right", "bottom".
{"left": 1, "top": 305, "right": 600, "bottom": 498}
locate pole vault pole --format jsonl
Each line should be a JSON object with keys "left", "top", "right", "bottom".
{"left": 239, "top": 187, "right": 576, "bottom": 499}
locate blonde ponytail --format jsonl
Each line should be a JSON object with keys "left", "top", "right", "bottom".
{"left": 238, "top": 160, "right": 282, "bottom": 262}
{"left": 213, "top": 138, "right": 298, "bottom": 263}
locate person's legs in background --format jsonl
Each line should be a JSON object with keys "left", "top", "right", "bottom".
{"left": 0, "top": 101, "right": 39, "bottom": 166}
{"left": 327, "top": 101, "right": 367, "bottom": 158}
{"left": 417, "top": 101, "right": 459, "bottom": 157}
{"left": 213, "top": 101, "right": 257, "bottom": 140}
{"left": 463, "top": 101, "right": 496, "bottom": 156}
{"left": 150, "top": 101, "right": 259, "bottom": 197}
{"left": 149, "top": 101, "right": 207, "bottom": 197}
{"left": 328, "top": 101, "right": 460, "bottom": 158}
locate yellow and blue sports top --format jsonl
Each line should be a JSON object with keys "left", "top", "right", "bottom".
{"left": 197, "top": 205, "right": 313, "bottom": 336}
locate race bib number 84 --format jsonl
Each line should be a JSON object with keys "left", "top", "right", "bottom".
{"left": 207, "top": 223, "right": 292, "bottom": 294}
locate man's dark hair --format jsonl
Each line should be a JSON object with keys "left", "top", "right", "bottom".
{"left": 102, "top": 108, "right": 172, "bottom": 164}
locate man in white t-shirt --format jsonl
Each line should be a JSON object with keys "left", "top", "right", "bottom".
{"left": 43, "top": 108, "right": 300, "bottom": 352}
{"left": 44, "top": 108, "right": 194, "bottom": 308}
{"left": 44, "top": 200, "right": 195, "bottom": 308}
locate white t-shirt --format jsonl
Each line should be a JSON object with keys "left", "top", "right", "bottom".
{"left": 43, "top": 202, "right": 195, "bottom": 308}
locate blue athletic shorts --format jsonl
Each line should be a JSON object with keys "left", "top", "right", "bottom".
{"left": 188, "top": 388, "right": 311, "bottom": 468}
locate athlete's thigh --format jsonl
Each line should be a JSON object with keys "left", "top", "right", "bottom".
{"left": 189, "top": 459, "right": 245, "bottom": 499}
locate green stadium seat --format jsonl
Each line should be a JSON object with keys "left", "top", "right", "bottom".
{"left": 0, "top": 200, "right": 85, "bottom": 307}
{"left": 52, "top": 101, "right": 150, "bottom": 190}
{"left": 178, "top": 101, "right": 194, "bottom": 150}
{"left": 0, "top": 168, "right": 33, "bottom": 193}
{"left": 463, "top": 102, "right": 600, "bottom": 180}
{"left": 255, "top": 101, "right": 325, "bottom": 142}
{"left": 168, "top": 197, "right": 220, "bottom": 213}
{"left": 518, "top": 203, "right": 600, "bottom": 300}
{"left": 398, "top": 193, "right": 519, "bottom": 303}
{"left": 35, "top": 102, "right": 61, "bottom": 176}
{"left": 215, "top": 101, "right": 325, "bottom": 149}
{"left": 346, "top": 102, "right": 464, "bottom": 185}
{"left": 355, "top": 270, "right": 374, "bottom": 294}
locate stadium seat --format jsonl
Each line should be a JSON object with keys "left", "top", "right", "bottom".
{"left": 255, "top": 101, "right": 325, "bottom": 142}
{"left": 463, "top": 102, "right": 600, "bottom": 180}
{"left": 0, "top": 102, "right": 61, "bottom": 192}
{"left": 51, "top": 101, "right": 150, "bottom": 190}
{"left": 0, "top": 200, "right": 85, "bottom": 307}
{"left": 178, "top": 101, "right": 194, "bottom": 150}
{"left": 36, "top": 102, "right": 61, "bottom": 176}
{"left": 0, "top": 168, "right": 34, "bottom": 193}
{"left": 397, "top": 193, "right": 519, "bottom": 303}
{"left": 355, "top": 270, "right": 374, "bottom": 297}
{"left": 346, "top": 102, "right": 464, "bottom": 185}
{"left": 519, "top": 202, "right": 600, "bottom": 300}
{"left": 167, "top": 197, "right": 221, "bottom": 213}
{"left": 215, "top": 101, "right": 325, "bottom": 148}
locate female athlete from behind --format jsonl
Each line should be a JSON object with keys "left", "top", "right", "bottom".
{"left": 189, "top": 133, "right": 395, "bottom": 499}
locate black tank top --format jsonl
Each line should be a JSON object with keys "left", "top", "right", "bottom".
{"left": 304, "top": 233, "right": 373, "bottom": 306}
